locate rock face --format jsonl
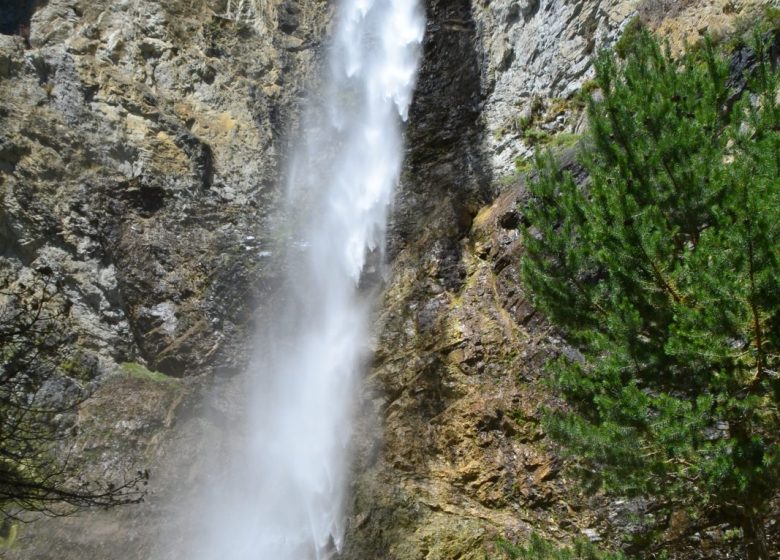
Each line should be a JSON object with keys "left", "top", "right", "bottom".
{"left": 1, "top": 0, "right": 329, "bottom": 556}
{"left": 475, "top": 0, "right": 636, "bottom": 174}
{"left": 473, "top": 0, "right": 766, "bottom": 175}
{"left": 0, "top": 0, "right": 769, "bottom": 558}
{"left": 1, "top": 0, "right": 327, "bottom": 380}
{"left": 339, "top": 1, "right": 621, "bottom": 555}
{"left": 342, "top": 1, "right": 768, "bottom": 558}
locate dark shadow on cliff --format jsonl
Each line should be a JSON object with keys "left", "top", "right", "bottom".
{"left": 388, "top": 0, "right": 492, "bottom": 257}
{"left": 0, "top": 0, "right": 46, "bottom": 39}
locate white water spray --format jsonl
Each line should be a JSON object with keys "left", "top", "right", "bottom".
{"left": 192, "top": 1, "right": 424, "bottom": 558}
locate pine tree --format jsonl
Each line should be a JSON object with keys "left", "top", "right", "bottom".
{"left": 522, "top": 29, "right": 779, "bottom": 559}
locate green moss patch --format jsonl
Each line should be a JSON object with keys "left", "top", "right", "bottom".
{"left": 0, "top": 521, "right": 18, "bottom": 549}
{"left": 120, "top": 362, "right": 181, "bottom": 387}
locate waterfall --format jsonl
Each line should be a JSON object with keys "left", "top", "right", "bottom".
{"left": 191, "top": 1, "right": 424, "bottom": 558}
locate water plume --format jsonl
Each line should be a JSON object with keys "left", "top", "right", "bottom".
{"left": 191, "top": 1, "right": 424, "bottom": 558}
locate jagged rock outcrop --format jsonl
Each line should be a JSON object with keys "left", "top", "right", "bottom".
{"left": 475, "top": 0, "right": 766, "bottom": 175}
{"left": 1, "top": 0, "right": 327, "bottom": 379}
{"left": 475, "top": 0, "right": 636, "bottom": 174}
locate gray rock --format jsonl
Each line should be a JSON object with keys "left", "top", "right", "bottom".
{"left": 475, "top": 0, "right": 637, "bottom": 175}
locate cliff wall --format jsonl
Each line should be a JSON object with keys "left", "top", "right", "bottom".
{"left": 0, "top": 0, "right": 768, "bottom": 557}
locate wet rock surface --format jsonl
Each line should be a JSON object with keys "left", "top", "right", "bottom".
{"left": 343, "top": 149, "right": 595, "bottom": 558}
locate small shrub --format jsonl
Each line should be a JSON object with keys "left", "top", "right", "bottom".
{"left": 523, "top": 127, "right": 550, "bottom": 146}
{"left": 571, "top": 80, "right": 600, "bottom": 109}
{"left": 729, "top": 5, "right": 780, "bottom": 49}
{"left": 515, "top": 156, "right": 533, "bottom": 174}
{"left": 580, "top": 79, "right": 599, "bottom": 96}
{"left": 546, "top": 98, "right": 570, "bottom": 120}
{"left": 517, "top": 113, "right": 535, "bottom": 130}
{"left": 530, "top": 95, "right": 544, "bottom": 116}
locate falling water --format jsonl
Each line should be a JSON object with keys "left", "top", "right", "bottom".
{"left": 191, "top": 1, "right": 424, "bottom": 559}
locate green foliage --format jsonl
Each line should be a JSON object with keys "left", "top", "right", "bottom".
{"left": 686, "top": 5, "right": 780, "bottom": 56}
{"left": 548, "top": 133, "right": 581, "bottom": 149}
{"left": 496, "top": 534, "right": 624, "bottom": 560}
{"left": 523, "top": 129, "right": 581, "bottom": 150}
{"left": 522, "top": 29, "right": 779, "bottom": 558}
{"left": 515, "top": 156, "right": 533, "bottom": 174}
{"left": 764, "top": 6, "right": 780, "bottom": 31}
{"left": 580, "top": 79, "right": 599, "bottom": 96}
{"left": 120, "top": 362, "right": 181, "bottom": 387}
{"left": 614, "top": 17, "right": 645, "bottom": 59}
{"left": 530, "top": 95, "right": 545, "bottom": 116}
{"left": 547, "top": 98, "right": 571, "bottom": 119}
{"left": 723, "top": 5, "right": 780, "bottom": 53}
{"left": 572, "top": 80, "right": 600, "bottom": 109}
{"left": 524, "top": 127, "right": 551, "bottom": 146}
